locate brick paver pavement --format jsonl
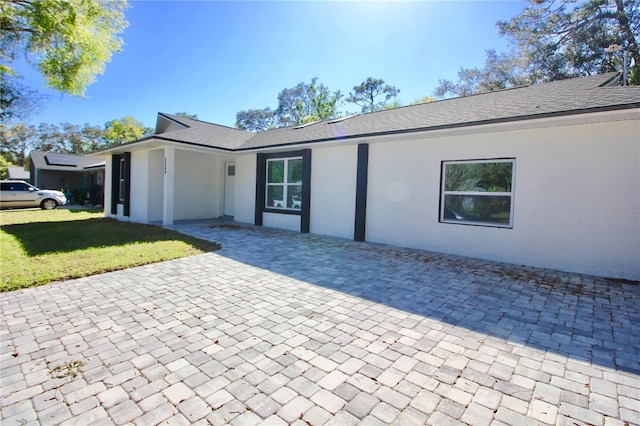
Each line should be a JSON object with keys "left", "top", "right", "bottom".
{"left": 1, "top": 221, "right": 639, "bottom": 425}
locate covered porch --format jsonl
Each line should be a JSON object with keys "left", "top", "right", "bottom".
{"left": 98, "top": 140, "right": 236, "bottom": 226}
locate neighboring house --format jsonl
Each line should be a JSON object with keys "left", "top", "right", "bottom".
{"left": 92, "top": 73, "right": 640, "bottom": 281}
{"left": 29, "top": 151, "right": 105, "bottom": 203}
{"left": 6, "top": 166, "right": 30, "bottom": 181}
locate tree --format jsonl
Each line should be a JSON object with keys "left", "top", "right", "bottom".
{"left": 236, "top": 107, "right": 278, "bottom": 132}
{"left": 498, "top": 0, "right": 639, "bottom": 85}
{"left": 174, "top": 112, "right": 198, "bottom": 120}
{"left": 0, "top": 122, "right": 38, "bottom": 165}
{"left": 0, "top": 155, "right": 10, "bottom": 179}
{"left": 34, "top": 123, "right": 65, "bottom": 153}
{"left": 346, "top": 77, "right": 400, "bottom": 113}
{"left": 276, "top": 77, "right": 342, "bottom": 126}
{"left": 411, "top": 96, "right": 436, "bottom": 105}
{"left": 103, "top": 117, "right": 152, "bottom": 147}
{"left": 1, "top": 0, "right": 129, "bottom": 97}
{"left": 80, "top": 124, "right": 106, "bottom": 152}
{"left": 0, "top": 74, "right": 47, "bottom": 124}
{"left": 434, "top": 49, "right": 531, "bottom": 99}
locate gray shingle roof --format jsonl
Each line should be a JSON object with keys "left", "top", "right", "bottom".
{"left": 30, "top": 151, "right": 105, "bottom": 171}
{"left": 154, "top": 113, "right": 254, "bottom": 150}
{"left": 236, "top": 73, "right": 639, "bottom": 150}
{"left": 146, "top": 73, "right": 638, "bottom": 153}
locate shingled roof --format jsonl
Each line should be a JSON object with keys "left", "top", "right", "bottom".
{"left": 153, "top": 113, "right": 254, "bottom": 150}
{"left": 234, "top": 73, "right": 639, "bottom": 150}
{"left": 103, "top": 73, "right": 639, "bottom": 154}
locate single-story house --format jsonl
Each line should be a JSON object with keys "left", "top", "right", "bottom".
{"left": 6, "top": 165, "right": 30, "bottom": 181}
{"left": 29, "top": 151, "right": 105, "bottom": 203}
{"left": 92, "top": 73, "right": 640, "bottom": 281}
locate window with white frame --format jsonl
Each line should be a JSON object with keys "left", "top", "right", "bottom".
{"left": 118, "top": 158, "right": 126, "bottom": 202}
{"left": 440, "top": 159, "right": 515, "bottom": 227}
{"left": 266, "top": 157, "right": 303, "bottom": 210}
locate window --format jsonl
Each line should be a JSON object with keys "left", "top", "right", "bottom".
{"left": 441, "top": 159, "right": 515, "bottom": 227}
{"left": 118, "top": 158, "right": 126, "bottom": 202}
{"left": 266, "top": 157, "right": 302, "bottom": 210}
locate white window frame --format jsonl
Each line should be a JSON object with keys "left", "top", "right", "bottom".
{"left": 118, "top": 158, "right": 126, "bottom": 202}
{"left": 440, "top": 158, "right": 516, "bottom": 228}
{"left": 266, "top": 157, "right": 303, "bottom": 211}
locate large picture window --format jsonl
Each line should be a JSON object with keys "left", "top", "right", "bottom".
{"left": 266, "top": 157, "right": 303, "bottom": 210}
{"left": 440, "top": 159, "right": 515, "bottom": 227}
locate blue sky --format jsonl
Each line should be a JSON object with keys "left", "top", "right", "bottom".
{"left": 18, "top": 1, "right": 526, "bottom": 129}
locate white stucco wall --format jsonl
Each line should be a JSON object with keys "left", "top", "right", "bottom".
{"left": 173, "top": 150, "right": 222, "bottom": 220}
{"left": 129, "top": 151, "right": 150, "bottom": 223}
{"left": 263, "top": 212, "right": 301, "bottom": 231}
{"left": 103, "top": 156, "right": 114, "bottom": 219}
{"left": 147, "top": 149, "right": 164, "bottom": 222}
{"left": 234, "top": 154, "right": 256, "bottom": 224}
{"left": 366, "top": 120, "right": 640, "bottom": 280}
{"left": 310, "top": 145, "right": 358, "bottom": 239}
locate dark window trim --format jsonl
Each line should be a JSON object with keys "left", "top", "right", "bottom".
{"left": 111, "top": 153, "right": 131, "bottom": 217}
{"left": 255, "top": 149, "right": 311, "bottom": 232}
{"left": 354, "top": 143, "right": 369, "bottom": 242}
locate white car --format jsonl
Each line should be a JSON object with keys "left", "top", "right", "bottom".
{"left": 0, "top": 180, "right": 67, "bottom": 210}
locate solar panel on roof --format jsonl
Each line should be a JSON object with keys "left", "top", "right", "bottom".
{"left": 45, "top": 154, "right": 79, "bottom": 167}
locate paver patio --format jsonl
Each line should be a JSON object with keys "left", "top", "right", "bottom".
{"left": 1, "top": 221, "right": 639, "bottom": 425}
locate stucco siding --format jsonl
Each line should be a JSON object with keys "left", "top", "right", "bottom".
{"left": 173, "top": 150, "right": 221, "bottom": 220}
{"left": 234, "top": 154, "right": 256, "bottom": 224}
{"left": 147, "top": 149, "right": 164, "bottom": 222}
{"left": 129, "top": 151, "right": 149, "bottom": 223}
{"left": 365, "top": 120, "right": 640, "bottom": 280}
{"left": 310, "top": 145, "right": 357, "bottom": 239}
{"left": 263, "top": 212, "right": 300, "bottom": 231}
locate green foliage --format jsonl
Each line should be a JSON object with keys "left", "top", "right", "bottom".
{"left": 0, "top": 74, "right": 48, "bottom": 123}
{"left": 498, "top": 0, "right": 639, "bottom": 85}
{"left": 276, "top": 77, "right": 342, "bottom": 126}
{"left": 237, "top": 77, "right": 342, "bottom": 130}
{"left": 1, "top": 0, "right": 130, "bottom": 97}
{"left": 445, "top": 162, "right": 513, "bottom": 192}
{"left": 346, "top": 77, "right": 400, "bottom": 113}
{"left": 236, "top": 107, "right": 277, "bottom": 132}
{"left": 435, "top": 0, "right": 639, "bottom": 98}
{"left": 382, "top": 99, "right": 404, "bottom": 110}
{"left": 174, "top": 112, "right": 198, "bottom": 120}
{"left": 435, "top": 49, "right": 532, "bottom": 98}
{"left": 410, "top": 96, "right": 436, "bottom": 105}
{"left": 103, "top": 117, "right": 152, "bottom": 147}
{"left": 0, "top": 122, "right": 38, "bottom": 165}
{"left": 0, "top": 156, "right": 11, "bottom": 179}
{"left": 1, "top": 116, "right": 150, "bottom": 163}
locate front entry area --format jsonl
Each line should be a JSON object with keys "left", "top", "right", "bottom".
{"left": 224, "top": 162, "right": 235, "bottom": 216}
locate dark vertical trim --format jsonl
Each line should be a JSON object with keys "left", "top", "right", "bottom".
{"left": 255, "top": 153, "right": 266, "bottom": 226}
{"left": 123, "top": 152, "right": 131, "bottom": 217}
{"left": 300, "top": 149, "right": 312, "bottom": 233}
{"left": 354, "top": 143, "right": 369, "bottom": 242}
{"left": 111, "top": 154, "right": 119, "bottom": 215}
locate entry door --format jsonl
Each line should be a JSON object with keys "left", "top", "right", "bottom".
{"left": 224, "top": 162, "right": 235, "bottom": 216}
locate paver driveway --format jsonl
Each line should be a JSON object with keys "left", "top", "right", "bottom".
{"left": 1, "top": 222, "right": 639, "bottom": 426}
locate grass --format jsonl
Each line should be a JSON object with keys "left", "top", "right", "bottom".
{"left": 0, "top": 208, "right": 220, "bottom": 292}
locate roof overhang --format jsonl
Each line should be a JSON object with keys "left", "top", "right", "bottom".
{"left": 234, "top": 106, "right": 640, "bottom": 154}
{"left": 90, "top": 105, "right": 639, "bottom": 157}
{"left": 89, "top": 136, "right": 237, "bottom": 157}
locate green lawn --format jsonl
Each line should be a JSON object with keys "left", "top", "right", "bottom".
{"left": 0, "top": 208, "right": 220, "bottom": 292}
